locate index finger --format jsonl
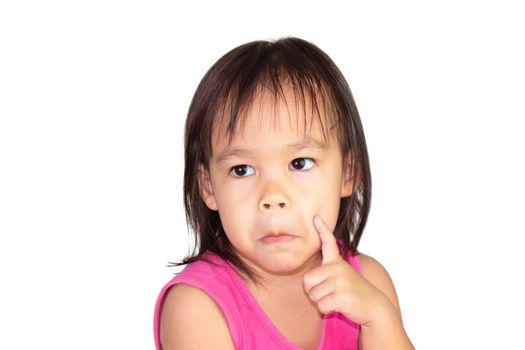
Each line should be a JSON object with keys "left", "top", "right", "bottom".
{"left": 313, "top": 216, "right": 340, "bottom": 264}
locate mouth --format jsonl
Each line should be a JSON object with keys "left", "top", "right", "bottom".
{"left": 260, "top": 233, "right": 295, "bottom": 244}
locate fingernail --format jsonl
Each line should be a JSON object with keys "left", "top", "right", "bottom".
{"left": 314, "top": 216, "right": 322, "bottom": 225}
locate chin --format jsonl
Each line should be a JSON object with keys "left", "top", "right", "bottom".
{"left": 260, "top": 255, "right": 318, "bottom": 276}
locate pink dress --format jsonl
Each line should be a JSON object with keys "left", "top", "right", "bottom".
{"left": 154, "top": 251, "right": 361, "bottom": 349}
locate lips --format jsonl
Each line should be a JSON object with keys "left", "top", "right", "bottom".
{"left": 261, "top": 233, "right": 295, "bottom": 244}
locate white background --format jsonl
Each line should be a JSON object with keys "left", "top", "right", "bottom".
{"left": 1, "top": 1, "right": 524, "bottom": 349}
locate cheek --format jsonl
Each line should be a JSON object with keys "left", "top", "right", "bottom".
{"left": 213, "top": 185, "right": 256, "bottom": 241}
{"left": 296, "top": 179, "right": 342, "bottom": 233}
{"left": 214, "top": 178, "right": 255, "bottom": 209}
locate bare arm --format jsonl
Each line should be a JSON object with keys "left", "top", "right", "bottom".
{"left": 358, "top": 254, "right": 414, "bottom": 350}
{"left": 159, "top": 284, "right": 235, "bottom": 350}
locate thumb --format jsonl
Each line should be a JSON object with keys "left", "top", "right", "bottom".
{"left": 314, "top": 216, "right": 340, "bottom": 264}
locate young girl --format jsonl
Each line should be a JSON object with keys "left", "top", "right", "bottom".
{"left": 154, "top": 37, "right": 414, "bottom": 350}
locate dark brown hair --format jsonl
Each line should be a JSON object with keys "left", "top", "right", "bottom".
{"left": 174, "top": 37, "right": 371, "bottom": 281}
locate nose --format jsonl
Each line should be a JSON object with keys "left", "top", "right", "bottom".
{"left": 258, "top": 180, "right": 290, "bottom": 211}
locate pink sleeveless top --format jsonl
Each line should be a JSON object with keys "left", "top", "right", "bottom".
{"left": 154, "top": 251, "right": 361, "bottom": 349}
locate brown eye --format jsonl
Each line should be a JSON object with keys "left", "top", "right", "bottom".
{"left": 290, "top": 158, "right": 315, "bottom": 171}
{"left": 230, "top": 165, "right": 255, "bottom": 177}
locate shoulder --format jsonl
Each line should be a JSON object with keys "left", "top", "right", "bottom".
{"left": 356, "top": 253, "right": 401, "bottom": 313}
{"left": 159, "top": 283, "right": 235, "bottom": 350}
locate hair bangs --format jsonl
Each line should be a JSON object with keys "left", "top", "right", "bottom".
{"left": 207, "top": 45, "right": 343, "bottom": 159}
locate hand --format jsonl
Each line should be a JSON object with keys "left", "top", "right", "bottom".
{"left": 302, "top": 216, "right": 393, "bottom": 326}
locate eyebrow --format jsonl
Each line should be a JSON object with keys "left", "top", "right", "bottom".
{"left": 215, "top": 138, "right": 328, "bottom": 164}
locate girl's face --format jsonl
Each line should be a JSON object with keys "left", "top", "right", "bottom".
{"left": 198, "top": 92, "right": 354, "bottom": 277}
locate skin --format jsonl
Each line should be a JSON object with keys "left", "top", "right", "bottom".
{"left": 160, "top": 90, "right": 414, "bottom": 349}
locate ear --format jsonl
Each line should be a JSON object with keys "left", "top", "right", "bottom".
{"left": 340, "top": 156, "right": 360, "bottom": 198}
{"left": 197, "top": 165, "right": 218, "bottom": 211}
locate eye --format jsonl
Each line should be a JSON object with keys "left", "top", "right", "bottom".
{"left": 230, "top": 164, "right": 255, "bottom": 177}
{"left": 289, "top": 157, "right": 315, "bottom": 171}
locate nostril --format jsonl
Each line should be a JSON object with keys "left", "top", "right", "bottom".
{"left": 262, "top": 202, "right": 286, "bottom": 209}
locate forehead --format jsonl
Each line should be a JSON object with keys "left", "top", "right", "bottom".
{"left": 211, "top": 85, "right": 337, "bottom": 154}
